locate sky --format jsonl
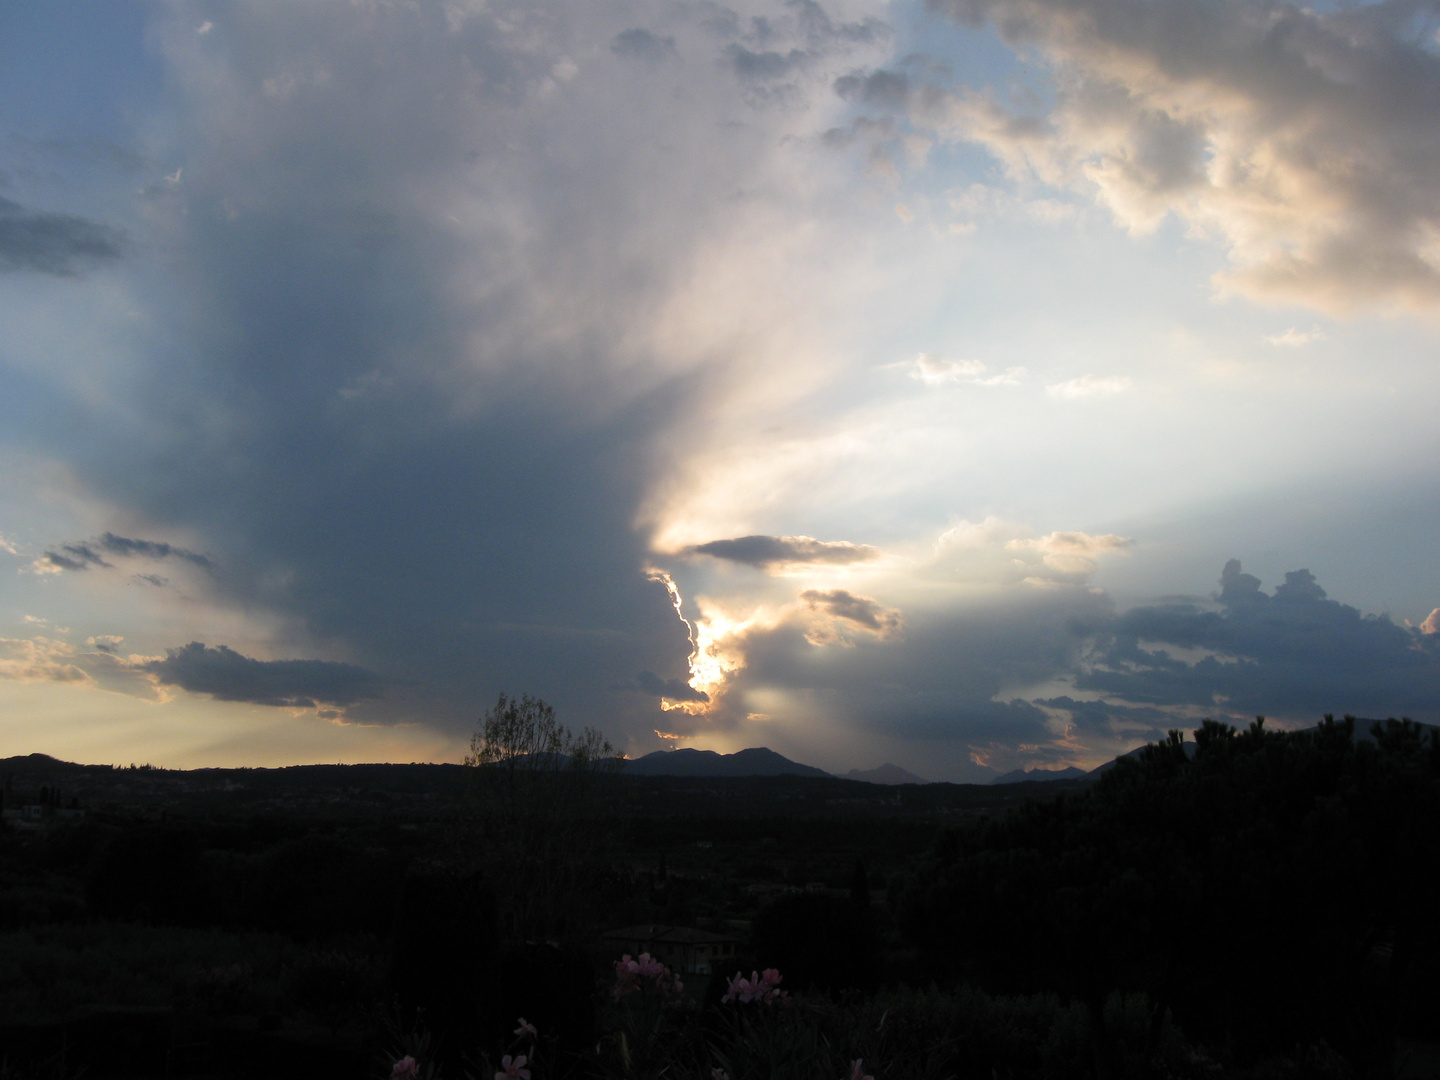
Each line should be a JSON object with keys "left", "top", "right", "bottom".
{"left": 1, "top": 0, "right": 1439, "bottom": 781}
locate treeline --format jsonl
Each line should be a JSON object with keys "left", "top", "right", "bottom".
{"left": 893, "top": 716, "right": 1440, "bottom": 1072}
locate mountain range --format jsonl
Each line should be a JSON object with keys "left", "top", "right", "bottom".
{"left": 620, "top": 746, "right": 830, "bottom": 778}
{"left": 989, "top": 766, "right": 1089, "bottom": 785}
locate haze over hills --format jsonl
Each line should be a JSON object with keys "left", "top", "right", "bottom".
{"left": 846, "top": 764, "right": 929, "bottom": 785}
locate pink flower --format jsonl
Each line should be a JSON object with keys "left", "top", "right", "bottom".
{"left": 613, "top": 955, "right": 642, "bottom": 999}
{"left": 514, "top": 1017, "right": 538, "bottom": 1039}
{"left": 846, "top": 1060, "right": 874, "bottom": 1080}
{"left": 613, "top": 952, "right": 683, "bottom": 998}
{"left": 712, "top": 1070, "right": 731, "bottom": 1080}
{"left": 495, "top": 1054, "right": 530, "bottom": 1080}
{"left": 722, "top": 969, "right": 786, "bottom": 1005}
{"left": 390, "top": 1057, "right": 419, "bottom": 1080}
{"left": 721, "top": 972, "right": 751, "bottom": 1003}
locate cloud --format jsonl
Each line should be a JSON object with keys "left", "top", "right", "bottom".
{"left": 633, "top": 669, "right": 710, "bottom": 702}
{"left": 1045, "top": 374, "right": 1132, "bottom": 398}
{"left": 612, "top": 28, "right": 677, "bottom": 63}
{"left": 683, "top": 534, "right": 881, "bottom": 570}
{"left": 800, "top": 587, "right": 902, "bottom": 637}
{"left": 1007, "top": 530, "right": 1134, "bottom": 576}
{"left": 0, "top": 637, "right": 89, "bottom": 684}
{"left": 142, "top": 643, "right": 385, "bottom": 709}
{"left": 0, "top": 197, "right": 125, "bottom": 276}
{"left": 1422, "top": 609, "right": 1440, "bottom": 635}
{"left": 32, "top": 544, "right": 111, "bottom": 573}
{"left": 1075, "top": 561, "right": 1440, "bottom": 721}
{"left": 33, "top": 532, "right": 212, "bottom": 574}
{"left": 9, "top": 0, "right": 899, "bottom": 748}
{"left": 936, "top": 515, "right": 1033, "bottom": 551}
{"left": 834, "top": 67, "right": 911, "bottom": 109}
{"left": 905, "top": 352, "right": 1026, "bottom": 387}
{"left": 95, "top": 532, "right": 213, "bottom": 568}
{"left": 925, "top": 0, "right": 1440, "bottom": 311}
{"left": 1265, "top": 326, "right": 1324, "bottom": 347}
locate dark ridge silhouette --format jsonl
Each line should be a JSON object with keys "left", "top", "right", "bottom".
{"left": 988, "top": 765, "right": 1087, "bottom": 785}
{"left": 621, "top": 746, "right": 829, "bottom": 778}
{"left": 846, "top": 763, "right": 929, "bottom": 785}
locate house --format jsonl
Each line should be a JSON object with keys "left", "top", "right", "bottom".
{"left": 602, "top": 924, "right": 739, "bottom": 975}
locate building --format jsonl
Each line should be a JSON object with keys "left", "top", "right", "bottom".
{"left": 602, "top": 924, "right": 739, "bottom": 975}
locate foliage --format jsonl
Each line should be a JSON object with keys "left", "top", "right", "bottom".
{"left": 0, "top": 922, "right": 290, "bottom": 1023}
{"left": 583, "top": 978, "right": 1190, "bottom": 1080}
{"left": 892, "top": 715, "right": 1440, "bottom": 1070}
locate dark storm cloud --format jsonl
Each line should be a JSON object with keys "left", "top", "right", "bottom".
{"left": 1076, "top": 562, "right": 1440, "bottom": 720}
{"left": 834, "top": 68, "right": 910, "bottom": 108}
{"left": 691, "top": 558, "right": 1440, "bottom": 774}
{"left": 38, "top": 533, "right": 211, "bottom": 572}
{"left": 143, "top": 643, "right": 384, "bottom": 709}
{"left": 0, "top": 198, "right": 124, "bottom": 276}
{"left": 877, "top": 696, "right": 1053, "bottom": 745}
{"left": 39, "top": 545, "right": 110, "bottom": 572}
{"left": 16, "top": 0, "right": 890, "bottom": 745}
{"left": 664, "top": 585, "right": 1118, "bottom": 779}
{"left": 684, "top": 534, "right": 880, "bottom": 569}
{"left": 633, "top": 670, "right": 710, "bottom": 702}
{"left": 1036, "top": 694, "right": 1178, "bottom": 743}
{"left": 800, "top": 588, "right": 901, "bottom": 635}
{"left": 97, "top": 533, "right": 213, "bottom": 568}
{"left": 612, "top": 28, "right": 677, "bottom": 62}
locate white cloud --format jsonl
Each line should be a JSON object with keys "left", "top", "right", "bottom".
{"left": 911, "top": 352, "right": 986, "bottom": 384}
{"left": 936, "top": 515, "right": 1032, "bottom": 551}
{"left": 925, "top": 0, "right": 1440, "bottom": 312}
{"left": 1264, "top": 326, "right": 1324, "bottom": 347}
{"left": 0, "top": 637, "right": 88, "bottom": 685}
{"left": 1008, "top": 530, "right": 1134, "bottom": 576}
{"left": 1045, "top": 373, "right": 1132, "bottom": 398}
{"left": 908, "top": 352, "right": 1027, "bottom": 387}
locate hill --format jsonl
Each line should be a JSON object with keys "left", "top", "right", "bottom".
{"left": 621, "top": 746, "right": 830, "bottom": 778}
{"left": 990, "top": 765, "right": 1088, "bottom": 785}
{"left": 846, "top": 763, "right": 929, "bottom": 785}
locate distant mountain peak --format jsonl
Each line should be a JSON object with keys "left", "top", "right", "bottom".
{"left": 990, "top": 765, "right": 1089, "bottom": 786}
{"left": 846, "top": 763, "right": 928, "bottom": 785}
{"left": 622, "top": 746, "right": 829, "bottom": 778}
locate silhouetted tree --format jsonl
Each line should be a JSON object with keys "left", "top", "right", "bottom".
{"left": 462, "top": 693, "right": 623, "bottom": 943}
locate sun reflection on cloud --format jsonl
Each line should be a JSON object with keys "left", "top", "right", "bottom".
{"left": 645, "top": 566, "right": 786, "bottom": 717}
